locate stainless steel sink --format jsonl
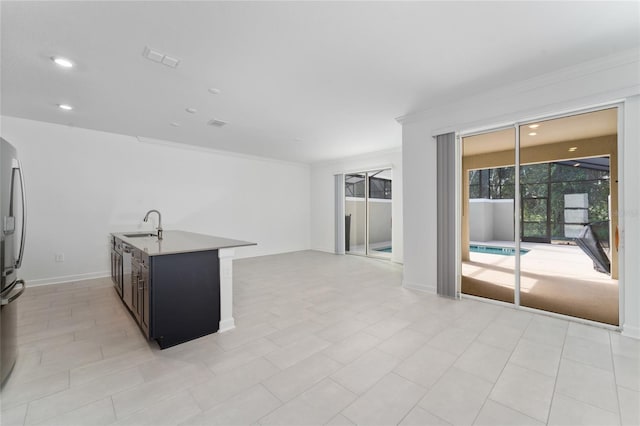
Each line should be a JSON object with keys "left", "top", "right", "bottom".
{"left": 123, "top": 233, "right": 157, "bottom": 238}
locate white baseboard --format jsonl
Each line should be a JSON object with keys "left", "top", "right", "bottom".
{"left": 26, "top": 271, "right": 110, "bottom": 287}
{"left": 311, "top": 247, "right": 336, "bottom": 255}
{"left": 403, "top": 279, "right": 436, "bottom": 294}
{"left": 218, "top": 318, "right": 236, "bottom": 333}
{"left": 621, "top": 323, "right": 640, "bottom": 340}
{"left": 311, "top": 247, "right": 404, "bottom": 265}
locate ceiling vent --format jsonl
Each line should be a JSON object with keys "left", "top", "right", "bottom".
{"left": 142, "top": 46, "right": 180, "bottom": 68}
{"left": 207, "top": 119, "right": 228, "bottom": 128}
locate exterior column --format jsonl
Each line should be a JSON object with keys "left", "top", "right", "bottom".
{"left": 218, "top": 248, "right": 235, "bottom": 332}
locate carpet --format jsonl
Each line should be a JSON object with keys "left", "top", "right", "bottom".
{"left": 462, "top": 273, "right": 619, "bottom": 325}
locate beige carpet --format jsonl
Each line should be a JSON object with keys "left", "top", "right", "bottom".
{"left": 462, "top": 243, "right": 619, "bottom": 325}
{"left": 462, "top": 275, "right": 618, "bottom": 325}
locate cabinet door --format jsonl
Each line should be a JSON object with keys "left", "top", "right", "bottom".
{"left": 115, "top": 255, "right": 120, "bottom": 289}
{"left": 136, "top": 272, "right": 143, "bottom": 319}
{"left": 110, "top": 250, "right": 116, "bottom": 283}
{"left": 140, "top": 264, "right": 150, "bottom": 337}
{"left": 117, "top": 254, "right": 122, "bottom": 288}
{"left": 131, "top": 263, "right": 140, "bottom": 322}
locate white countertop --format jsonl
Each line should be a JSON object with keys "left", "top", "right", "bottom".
{"left": 112, "top": 230, "right": 256, "bottom": 256}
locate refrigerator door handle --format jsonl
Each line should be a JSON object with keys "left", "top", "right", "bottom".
{"left": 14, "top": 162, "right": 26, "bottom": 269}
{"left": 0, "top": 279, "right": 25, "bottom": 305}
{"left": 0, "top": 279, "right": 17, "bottom": 298}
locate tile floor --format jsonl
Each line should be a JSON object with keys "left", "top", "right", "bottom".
{"left": 0, "top": 250, "right": 638, "bottom": 426}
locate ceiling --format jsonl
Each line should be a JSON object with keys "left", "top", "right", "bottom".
{"left": 1, "top": 2, "right": 638, "bottom": 164}
{"left": 462, "top": 108, "right": 617, "bottom": 156}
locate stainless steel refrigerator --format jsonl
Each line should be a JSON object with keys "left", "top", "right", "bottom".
{"left": 1, "top": 137, "right": 27, "bottom": 387}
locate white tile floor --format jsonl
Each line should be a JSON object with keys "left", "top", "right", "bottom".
{"left": 1, "top": 250, "right": 638, "bottom": 426}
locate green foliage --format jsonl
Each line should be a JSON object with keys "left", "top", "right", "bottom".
{"left": 469, "top": 159, "right": 610, "bottom": 240}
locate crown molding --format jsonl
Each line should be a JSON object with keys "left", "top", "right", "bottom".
{"left": 311, "top": 146, "right": 402, "bottom": 168}
{"left": 396, "top": 48, "right": 640, "bottom": 125}
{"left": 135, "top": 135, "right": 311, "bottom": 169}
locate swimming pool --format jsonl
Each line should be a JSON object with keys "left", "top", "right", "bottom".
{"left": 469, "top": 244, "right": 530, "bottom": 256}
{"left": 374, "top": 247, "right": 392, "bottom": 253}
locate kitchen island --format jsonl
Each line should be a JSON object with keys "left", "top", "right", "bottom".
{"left": 110, "top": 230, "right": 255, "bottom": 348}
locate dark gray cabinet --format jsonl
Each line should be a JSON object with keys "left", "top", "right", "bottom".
{"left": 110, "top": 238, "right": 123, "bottom": 298}
{"left": 130, "top": 248, "right": 150, "bottom": 339}
{"left": 150, "top": 250, "right": 220, "bottom": 348}
{"left": 111, "top": 236, "right": 220, "bottom": 349}
{"left": 141, "top": 261, "right": 150, "bottom": 338}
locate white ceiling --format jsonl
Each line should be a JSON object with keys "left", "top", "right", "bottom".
{"left": 1, "top": 2, "right": 638, "bottom": 164}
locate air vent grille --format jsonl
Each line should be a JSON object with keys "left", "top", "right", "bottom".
{"left": 142, "top": 46, "right": 180, "bottom": 68}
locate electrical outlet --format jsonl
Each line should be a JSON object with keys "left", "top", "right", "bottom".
{"left": 54, "top": 253, "right": 65, "bottom": 262}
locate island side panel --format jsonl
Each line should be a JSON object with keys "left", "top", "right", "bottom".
{"left": 150, "top": 249, "right": 220, "bottom": 348}
{"left": 218, "top": 248, "right": 235, "bottom": 332}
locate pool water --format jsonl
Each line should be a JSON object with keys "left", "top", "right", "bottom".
{"left": 469, "top": 244, "right": 530, "bottom": 256}
{"left": 375, "top": 247, "right": 392, "bottom": 253}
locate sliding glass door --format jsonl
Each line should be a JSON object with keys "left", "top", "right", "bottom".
{"left": 345, "top": 169, "right": 392, "bottom": 259}
{"left": 460, "top": 107, "right": 619, "bottom": 325}
{"left": 461, "top": 128, "right": 516, "bottom": 304}
{"left": 518, "top": 109, "right": 619, "bottom": 325}
{"left": 345, "top": 173, "right": 367, "bottom": 256}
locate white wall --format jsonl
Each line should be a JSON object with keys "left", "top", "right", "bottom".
{"left": 469, "top": 199, "right": 494, "bottom": 242}
{"left": 310, "top": 149, "right": 402, "bottom": 264}
{"left": 345, "top": 198, "right": 366, "bottom": 247}
{"left": 493, "top": 200, "right": 515, "bottom": 241}
{"left": 368, "top": 200, "right": 392, "bottom": 244}
{"left": 345, "top": 199, "right": 392, "bottom": 247}
{"left": 1, "top": 116, "right": 311, "bottom": 285}
{"left": 400, "top": 49, "right": 640, "bottom": 337}
{"left": 622, "top": 95, "right": 640, "bottom": 339}
{"left": 469, "top": 199, "right": 514, "bottom": 242}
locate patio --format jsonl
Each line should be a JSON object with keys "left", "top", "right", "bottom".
{"left": 462, "top": 241, "right": 619, "bottom": 325}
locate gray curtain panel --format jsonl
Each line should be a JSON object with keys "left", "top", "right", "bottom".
{"left": 436, "top": 133, "right": 457, "bottom": 298}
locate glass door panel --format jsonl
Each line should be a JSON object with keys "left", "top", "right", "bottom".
{"left": 367, "top": 169, "right": 392, "bottom": 259}
{"left": 518, "top": 108, "right": 619, "bottom": 325}
{"left": 345, "top": 173, "right": 366, "bottom": 255}
{"left": 521, "top": 197, "right": 550, "bottom": 242}
{"left": 521, "top": 165, "right": 551, "bottom": 243}
{"left": 461, "top": 128, "right": 516, "bottom": 304}
{"left": 345, "top": 169, "right": 393, "bottom": 258}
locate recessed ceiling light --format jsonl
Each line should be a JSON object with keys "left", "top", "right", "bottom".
{"left": 170, "top": 122, "right": 181, "bottom": 127}
{"left": 57, "top": 104, "right": 73, "bottom": 110}
{"left": 161, "top": 56, "right": 179, "bottom": 68}
{"left": 207, "top": 118, "right": 228, "bottom": 127}
{"left": 51, "top": 56, "right": 74, "bottom": 68}
{"left": 528, "top": 124, "right": 540, "bottom": 129}
{"left": 185, "top": 108, "right": 197, "bottom": 114}
{"left": 208, "top": 88, "right": 221, "bottom": 95}
{"left": 568, "top": 147, "right": 578, "bottom": 152}
{"left": 528, "top": 132, "right": 537, "bottom": 136}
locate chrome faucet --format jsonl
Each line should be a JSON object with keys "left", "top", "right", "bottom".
{"left": 143, "top": 209, "right": 163, "bottom": 240}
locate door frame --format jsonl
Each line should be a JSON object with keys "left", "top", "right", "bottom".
{"left": 343, "top": 167, "right": 393, "bottom": 259}
{"left": 457, "top": 101, "right": 624, "bottom": 328}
